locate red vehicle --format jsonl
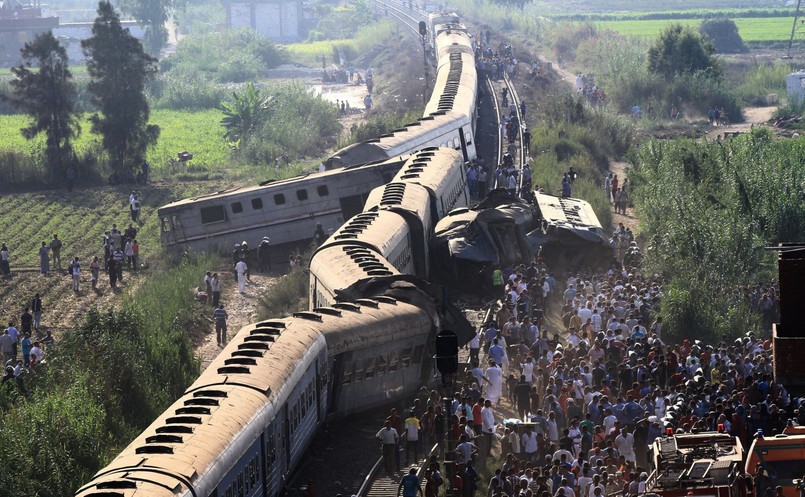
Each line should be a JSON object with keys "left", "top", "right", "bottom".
{"left": 646, "top": 432, "right": 749, "bottom": 497}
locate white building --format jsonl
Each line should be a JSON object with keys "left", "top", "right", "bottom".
{"left": 786, "top": 70, "right": 805, "bottom": 106}
{"left": 221, "top": 0, "right": 301, "bottom": 42}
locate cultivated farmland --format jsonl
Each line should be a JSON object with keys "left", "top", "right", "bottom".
{"left": 594, "top": 16, "right": 793, "bottom": 41}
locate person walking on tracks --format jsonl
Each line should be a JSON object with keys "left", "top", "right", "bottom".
{"left": 399, "top": 468, "right": 423, "bottom": 497}
{"left": 50, "top": 234, "right": 62, "bottom": 270}
{"left": 377, "top": 420, "right": 400, "bottom": 476}
{"left": 213, "top": 304, "right": 228, "bottom": 346}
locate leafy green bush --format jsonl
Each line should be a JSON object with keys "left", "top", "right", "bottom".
{"left": 238, "top": 83, "right": 340, "bottom": 164}
{"left": 160, "top": 29, "right": 287, "bottom": 84}
{"left": 573, "top": 29, "right": 742, "bottom": 121}
{"left": 337, "top": 108, "right": 422, "bottom": 149}
{"left": 700, "top": 18, "right": 748, "bottom": 53}
{"left": 633, "top": 128, "right": 805, "bottom": 340}
{"left": 258, "top": 255, "right": 310, "bottom": 319}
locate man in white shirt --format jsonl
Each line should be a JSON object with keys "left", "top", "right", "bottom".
{"left": 521, "top": 425, "right": 539, "bottom": 462}
{"left": 614, "top": 426, "right": 636, "bottom": 463}
{"left": 376, "top": 421, "right": 399, "bottom": 475}
{"left": 480, "top": 399, "right": 496, "bottom": 456}
{"left": 235, "top": 259, "right": 248, "bottom": 293}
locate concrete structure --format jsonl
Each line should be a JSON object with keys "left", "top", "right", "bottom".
{"left": 221, "top": 0, "right": 302, "bottom": 42}
{"left": 0, "top": 1, "right": 58, "bottom": 66}
{"left": 786, "top": 70, "right": 805, "bottom": 105}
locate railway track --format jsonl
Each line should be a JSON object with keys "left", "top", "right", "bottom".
{"left": 357, "top": 443, "right": 438, "bottom": 497}
{"left": 488, "top": 72, "right": 526, "bottom": 195}
{"left": 378, "top": 0, "right": 427, "bottom": 37}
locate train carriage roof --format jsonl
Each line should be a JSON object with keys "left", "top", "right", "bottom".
{"left": 392, "top": 147, "right": 465, "bottom": 191}
{"left": 157, "top": 156, "right": 407, "bottom": 213}
{"left": 363, "top": 181, "right": 432, "bottom": 223}
{"left": 325, "top": 111, "right": 471, "bottom": 169}
{"left": 317, "top": 210, "right": 409, "bottom": 255}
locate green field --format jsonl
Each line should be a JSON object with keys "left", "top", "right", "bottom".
{"left": 0, "top": 108, "right": 229, "bottom": 172}
{"left": 594, "top": 16, "right": 793, "bottom": 41}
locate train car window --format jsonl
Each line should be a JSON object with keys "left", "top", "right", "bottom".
{"left": 401, "top": 347, "right": 413, "bottom": 367}
{"left": 274, "top": 194, "right": 286, "bottom": 205}
{"left": 250, "top": 457, "right": 258, "bottom": 485}
{"left": 161, "top": 217, "right": 171, "bottom": 233}
{"left": 296, "top": 189, "right": 308, "bottom": 201}
{"left": 251, "top": 198, "right": 263, "bottom": 210}
{"left": 377, "top": 354, "right": 388, "bottom": 375}
{"left": 412, "top": 345, "right": 425, "bottom": 364}
{"left": 226, "top": 485, "right": 233, "bottom": 497}
{"left": 301, "top": 396, "right": 307, "bottom": 417}
{"left": 200, "top": 205, "right": 226, "bottom": 224}
{"left": 244, "top": 466, "right": 250, "bottom": 494}
{"left": 341, "top": 363, "right": 352, "bottom": 385}
{"left": 453, "top": 138, "right": 460, "bottom": 149}
{"left": 237, "top": 473, "right": 244, "bottom": 497}
{"left": 465, "top": 131, "right": 473, "bottom": 145}
{"left": 353, "top": 361, "right": 364, "bottom": 382}
{"left": 317, "top": 185, "right": 329, "bottom": 197}
{"left": 388, "top": 351, "right": 399, "bottom": 372}
{"left": 364, "top": 357, "right": 376, "bottom": 379}
{"left": 231, "top": 202, "right": 243, "bottom": 214}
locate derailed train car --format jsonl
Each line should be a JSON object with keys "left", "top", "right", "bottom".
{"left": 430, "top": 191, "right": 613, "bottom": 291}
{"left": 530, "top": 192, "right": 612, "bottom": 268}
{"left": 157, "top": 158, "right": 406, "bottom": 253}
{"left": 75, "top": 286, "right": 449, "bottom": 497}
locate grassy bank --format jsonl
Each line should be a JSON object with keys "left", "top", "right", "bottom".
{"left": 0, "top": 254, "right": 210, "bottom": 496}
{"left": 593, "top": 16, "right": 793, "bottom": 41}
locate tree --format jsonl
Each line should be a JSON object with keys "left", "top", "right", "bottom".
{"left": 2, "top": 31, "right": 80, "bottom": 178}
{"left": 83, "top": 1, "right": 160, "bottom": 179}
{"left": 219, "top": 83, "right": 273, "bottom": 148}
{"left": 699, "top": 18, "right": 748, "bottom": 54}
{"left": 648, "top": 24, "right": 721, "bottom": 79}
{"left": 121, "top": 0, "right": 172, "bottom": 56}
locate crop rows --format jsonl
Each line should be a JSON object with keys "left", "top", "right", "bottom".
{"left": 0, "top": 180, "right": 222, "bottom": 330}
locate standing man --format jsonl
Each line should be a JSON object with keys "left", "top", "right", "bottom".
{"left": 30, "top": 293, "right": 42, "bottom": 331}
{"left": 399, "top": 468, "right": 423, "bottom": 497}
{"left": 0, "top": 327, "right": 14, "bottom": 365}
{"left": 213, "top": 304, "right": 228, "bottom": 346}
{"left": 258, "top": 237, "right": 272, "bottom": 272}
{"left": 50, "top": 234, "right": 62, "bottom": 270}
{"left": 211, "top": 273, "right": 221, "bottom": 307}
{"left": 20, "top": 307, "right": 33, "bottom": 336}
{"left": 5, "top": 322, "right": 19, "bottom": 360}
{"left": 38, "top": 242, "right": 50, "bottom": 275}
{"left": 404, "top": 410, "right": 421, "bottom": 465}
{"left": 481, "top": 399, "right": 496, "bottom": 457}
{"left": 69, "top": 256, "right": 81, "bottom": 292}
{"left": 377, "top": 420, "right": 400, "bottom": 476}
{"left": 235, "top": 258, "right": 248, "bottom": 293}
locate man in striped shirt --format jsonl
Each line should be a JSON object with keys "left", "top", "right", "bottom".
{"left": 213, "top": 304, "right": 228, "bottom": 346}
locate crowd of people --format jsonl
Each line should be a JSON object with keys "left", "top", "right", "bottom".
{"left": 378, "top": 252, "right": 793, "bottom": 497}
{"left": 1, "top": 295, "right": 54, "bottom": 393}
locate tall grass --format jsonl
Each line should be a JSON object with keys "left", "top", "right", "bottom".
{"left": 286, "top": 20, "right": 396, "bottom": 66}
{"left": 258, "top": 261, "right": 309, "bottom": 319}
{"left": 336, "top": 108, "right": 422, "bottom": 149}
{"left": 734, "top": 60, "right": 791, "bottom": 105}
{"left": 528, "top": 95, "right": 634, "bottom": 229}
{"left": 632, "top": 128, "right": 805, "bottom": 341}
{"left": 0, "top": 253, "right": 212, "bottom": 496}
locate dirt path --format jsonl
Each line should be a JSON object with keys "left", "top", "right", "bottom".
{"left": 195, "top": 270, "right": 284, "bottom": 370}
{"left": 705, "top": 106, "right": 777, "bottom": 140}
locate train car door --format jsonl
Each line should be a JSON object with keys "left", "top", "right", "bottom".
{"left": 458, "top": 127, "right": 469, "bottom": 162}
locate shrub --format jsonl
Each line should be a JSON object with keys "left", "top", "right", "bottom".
{"left": 258, "top": 255, "right": 310, "bottom": 318}
{"left": 699, "top": 18, "right": 748, "bottom": 53}
{"left": 632, "top": 128, "right": 805, "bottom": 339}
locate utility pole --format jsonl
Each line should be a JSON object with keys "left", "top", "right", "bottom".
{"left": 419, "top": 21, "right": 429, "bottom": 105}
{"left": 436, "top": 330, "right": 458, "bottom": 497}
{"left": 787, "top": 0, "right": 803, "bottom": 59}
